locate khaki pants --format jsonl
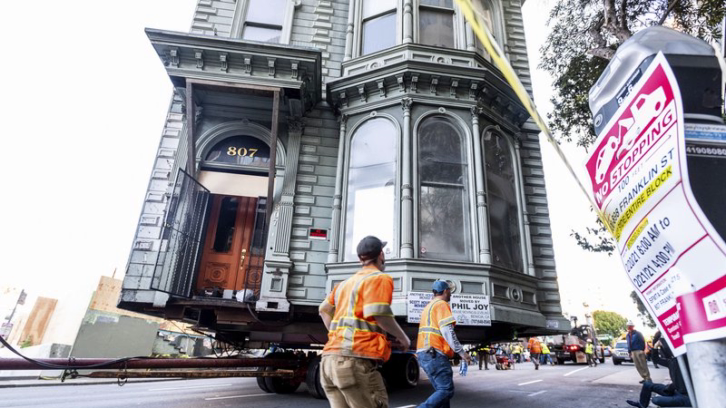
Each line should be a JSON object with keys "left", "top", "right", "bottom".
{"left": 632, "top": 350, "right": 651, "bottom": 381}
{"left": 321, "top": 354, "right": 388, "bottom": 408}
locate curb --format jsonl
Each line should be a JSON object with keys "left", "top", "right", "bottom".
{"left": 0, "top": 377, "right": 185, "bottom": 388}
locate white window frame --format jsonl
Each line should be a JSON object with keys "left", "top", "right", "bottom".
{"left": 231, "top": 0, "right": 300, "bottom": 44}
{"left": 353, "top": 0, "right": 403, "bottom": 58}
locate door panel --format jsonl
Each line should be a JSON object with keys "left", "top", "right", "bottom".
{"left": 197, "top": 195, "right": 258, "bottom": 294}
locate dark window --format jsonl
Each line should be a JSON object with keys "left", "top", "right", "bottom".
{"left": 419, "top": 0, "right": 455, "bottom": 48}
{"left": 484, "top": 132, "right": 523, "bottom": 272}
{"left": 212, "top": 197, "right": 239, "bottom": 253}
{"left": 242, "top": 0, "right": 285, "bottom": 43}
{"left": 344, "top": 118, "right": 398, "bottom": 261}
{"left": 361, "top": 0, "right": 397, "bottom": 55}
{"left": 418, "top": 116, "right": 471, "bottom": 261}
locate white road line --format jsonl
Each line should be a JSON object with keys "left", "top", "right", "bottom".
{"left": 149, "top": 383, "right": 232, "bottom": 391}
{"left": 518, "top": 380, "right": 543, "bottom": 386}
{"left": 564, "top": 367, "right": 590, "bottom": 377}
{"left": 204, "top": 393, "right": 271, "bottom": 401}
{"left": 528, "top": 390, "right": 547, "bottom": 397}
{"left": 393, "top": 405, "right": 417, "bottom": 408}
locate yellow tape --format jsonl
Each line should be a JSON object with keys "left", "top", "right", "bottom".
{"left": 454, "top": 0, "right": 614, "bottom": 236}
{"left": 614, "top": 165, "right": 672, "bottom": 240}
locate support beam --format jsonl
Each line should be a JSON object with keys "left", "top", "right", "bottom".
{"left": 400, "top": 98, "right": 414, "bottom": 258}
{"left": 474, "top": 115, "right": 493, "bottom": 264}
{"left": 328, "top": 114, "right": 348, "bottom": 263}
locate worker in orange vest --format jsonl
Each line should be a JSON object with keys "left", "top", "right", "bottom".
{"left": 416, "top": 280, "right": 471, "bottom": 408}
{"left": 318, "top": 236, "right": 411, "bottom": 408}
{"left": 527, "top": 337, "right": 542, "bottom": 370}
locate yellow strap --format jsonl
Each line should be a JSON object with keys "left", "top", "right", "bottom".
{"left": 454, "top": 0, "right": 614, "bottom": 236}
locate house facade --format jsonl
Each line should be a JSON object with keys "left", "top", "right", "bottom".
{"left": 119, "top": 0, "right": 569, "bottom": 346}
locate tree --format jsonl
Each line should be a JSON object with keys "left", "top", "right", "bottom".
{"left": 593, "top": 310, "right": 627, "bottom": 340}
{"left": 541, "top": 0, "right": 725, "bottom": 252}
{"left": 630, "top": 291, "right": 657, "bottom": 329}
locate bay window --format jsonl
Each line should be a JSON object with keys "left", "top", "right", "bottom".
{"left": 361, "top": 0, "right": 398, "bottom": 55}
{"left": 418, "top": 116, "right": 472, "bottom": 261}
{"left": 418, "top": 0, "right": 455, "bottom": 48}
{"left": 240, "top": 0, "right": 286, "bottom": 43}
{"left": 343, "top": 118, "right": 399, "bottom": 261}
{"left": 484, "top": 132, "right": 523, "bottom": 272}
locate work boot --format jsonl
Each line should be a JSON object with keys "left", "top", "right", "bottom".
{"left": 626, "top": 400, "right": 645, "bottom": 408}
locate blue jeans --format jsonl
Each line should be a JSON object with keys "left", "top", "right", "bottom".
{"left": 639, "top": 381, "right": 692, "bottom": 407}
{"left": 417, "top": 351, "right": 454, "bottom": 408}
{"left": 541, "top": 354, "right": 554, "bottom": 364}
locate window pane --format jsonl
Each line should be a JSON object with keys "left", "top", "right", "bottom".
{"left": 420, "top": 0, "right": 453, "bottom": 8}
{"left": 485, "top": 133, "right": 523, "bottom": 272}
{"left": 213, "top": 197, "right": 239, "bottom": 253}
{"left": 362, "top": 12, "right": 397, "bottom": 55}
{"left": 418, "top": 117, "right": 471, "bottom": 261}
{"left": 419, "top": 9, "right": 454, "bottom": 48}
{"left": 363, "top": 0, "right": 397, "bottom": 19}
{"left": 246, "top": 0, "right": 286, "bottom": 26}
{"left": 243, "top": 25, "right": 282, "bottom": 43}
{"left": 344, "top": 119, "right": 398, "bottom": 261}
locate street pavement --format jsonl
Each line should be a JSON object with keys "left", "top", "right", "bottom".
{"left": 0, "top": 359, "right": 669, "bottom": 408}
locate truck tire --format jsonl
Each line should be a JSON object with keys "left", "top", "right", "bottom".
{"left": 257, "top": 369, "right": 271, "bottom": 393}
{"left": 613, "top": 358, "right": 622, "bottom": 365}
{"left": 382, "top": 353, "right": 419, "bottom": 389}
{"left": 556, "top": 357, "right": 565, "bottom": 365}
{"left": 262, "top": 353, "right": 302, "bottom": 394}
{"left": 305, "top": 356, "right": 326, "bottom": 399}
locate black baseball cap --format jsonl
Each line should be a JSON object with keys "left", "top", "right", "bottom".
{"left": 357, "top": 236, "right": 387, "bottom": 260}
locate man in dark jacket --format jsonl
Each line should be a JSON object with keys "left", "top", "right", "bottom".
{"left": 626, "top": 342, "right": 691, "bottom": 407}
{"left": 626, "top": 321, "right": 651, "bottom": 383}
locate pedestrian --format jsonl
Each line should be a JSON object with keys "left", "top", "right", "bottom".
{"left": 527, "top": 337, "right": 542, "bottom": 370}
{"left": 541, "top": 343, "right": 554, "bottom": 365}
{"left": 585, "top": 339, "right": 597, "bottom": 367}
{"left": 626, "top": 321, "right": 651, "bottom": 383}
{"left": 416, "top": 280, "right": 472, "bottom": 408}
{"left": 512, "top": 343, "right": 522, "bottom": 363}
{"left": 478, "top": 345, "right": 491, "bottom": 370}
{"left": 318, "top": 236, "right": 411, "bottom": 408}
{"left": 626, "top": 342, "right": 691, "bottom": 407}
{"left": 650, "top": 330, "right": 662, "bottom": 369}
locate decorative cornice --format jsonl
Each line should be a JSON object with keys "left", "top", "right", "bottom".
{"left": 401, "top": 97, "right": 413, "bottom": 112}
{"left": 287, "top": 116, "right": 305, "bottom": 133}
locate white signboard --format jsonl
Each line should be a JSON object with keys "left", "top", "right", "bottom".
{"left": 583, "top": 53, "right": 726, "bottom": 355}
{"left": 407, "top": 292, "right": 491, "bottom": 326}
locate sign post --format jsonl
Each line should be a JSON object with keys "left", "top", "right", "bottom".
{"left": 585, "top": 25, "right": 726, "bottom": 407}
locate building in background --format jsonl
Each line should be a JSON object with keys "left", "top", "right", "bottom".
{"left": 119, "top": 0, "right": 569, "bottom": 357}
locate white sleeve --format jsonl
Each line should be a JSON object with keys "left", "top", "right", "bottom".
{"left": 440, "top": 324, "right": 463, "bottom": 354}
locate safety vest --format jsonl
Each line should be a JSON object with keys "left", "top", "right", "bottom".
{"left": 513, "top": 345, "right": 522, "bottom": 354}
{"left": 321, "top": 265, "right": 394, "bottom": 361}
{"left": 542, "top": 344, "right": 550, "bottom": 354}
{"left": 416, "top": 299, "right": 457, "bottom": 358}
{"left": 585, "top": 343, "right": 594, "bottom": 354}
{"left": 528, "top": 338, "right": 542, "bottom": 354}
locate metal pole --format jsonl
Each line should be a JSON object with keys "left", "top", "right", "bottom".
{"left": 676, "top": 355, "right": 697, "bottom": 408}
{"left": 0, "top": 357, "right": 300, "bottom": 371}
{"left": 687, "top": 339, "right": 726, "bottom": 408}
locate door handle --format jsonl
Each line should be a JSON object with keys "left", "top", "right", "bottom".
{"left": 240, "top": 248, "right": 247, "bottom": 264}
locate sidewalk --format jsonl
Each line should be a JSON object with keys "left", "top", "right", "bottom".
{"left": 0, "top": 376, "right": 183, "bottom": 388}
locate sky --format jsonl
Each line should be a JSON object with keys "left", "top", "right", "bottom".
{"left": 0, "top": 0, "right": 646, "bottom": 342}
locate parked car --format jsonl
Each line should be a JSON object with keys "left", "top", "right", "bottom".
{"left": 603, "top": 346, "right": 612, "bottom": 357}
{"left": 612, "top": 341, "right": 633, "bottom": 365}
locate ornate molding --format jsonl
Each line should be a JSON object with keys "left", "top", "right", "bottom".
{"left": 401, "top": 97, "right": 413, "bottom": 112}
{"left": 287, "top": 116, "right": 305, "bottom": 134}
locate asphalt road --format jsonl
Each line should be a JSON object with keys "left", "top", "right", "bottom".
{"left": 0, "top": 359, "right": 668, "bottom": 408}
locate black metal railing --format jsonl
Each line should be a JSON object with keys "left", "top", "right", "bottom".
{"left": 152, "top": 169, "right": 210, "bottom": 297}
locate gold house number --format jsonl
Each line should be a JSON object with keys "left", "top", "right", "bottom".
{"left": 227, "top": 147, "right": 259, "bottom": 158}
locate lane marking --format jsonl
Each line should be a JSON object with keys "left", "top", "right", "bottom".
{"left": 205, "top": 393, "right": 271, "bottom": 401}
{"left": 518, "top": 380, "right": 543, "bottom": 386}
{"left": 393, "top": 405, "right": 417, "bottom": 408}
{"left": 529, "top": 390, "right": 547, "bottom": 397}
{"left": 150, "top": 383, "right": 232, "bottom": 391}
{"left": 564, "top": 367, "right": 590, "bottom": 377}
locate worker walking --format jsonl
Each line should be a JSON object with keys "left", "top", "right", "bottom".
{"left": 479, "top": 345, "right": 491, "bottom": 370}
{"left": 318, "top": 236, "right": 411, "bottom": 408}
{"left": 626, "top": 321, "right": 651, "bottom": 384}
{"left": 527, "top": 337, "right": 542, "bottom": 370}
{"left": 541, "top": 342, "right": 554, "bottom": 365}
{"left": 416, "top": 280, "right": 471, "bottom": 408}
{"left": 585, "top": 339, "right": 597, "bottom": 367}
{"left": 512, "top": 343, "right": 522, "bottom": 363}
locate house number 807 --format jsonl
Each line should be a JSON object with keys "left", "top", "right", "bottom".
{"left": 227, "top": 147, "right": 259, "bottom": 158}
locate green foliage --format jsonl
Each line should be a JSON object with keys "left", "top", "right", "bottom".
{"left": 630, "top": 291, "right": 657, "bottom": 329}
{"left": 541, "top": 0, "right": 725, "bottom": 252}
{"left": 593, "top": 310, "right": 627, "bottom": 339}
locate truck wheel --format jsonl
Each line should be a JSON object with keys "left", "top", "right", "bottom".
{"left": 305, "top": 356, "right": 326, "bottom": 399}
{"left": 382, "top": 353, "right": 419, "bottom": 389}
{"left": 257, "top": 368, "right": 271, "bottom": 393}
{"left": 613, "top": 359, "right": 621, "bottom": 365}
{"left": 262, "top": 353, "right": 302, "bottom": 394}
{"left": 556, "top": 357, "right": 565, "bottom": 365}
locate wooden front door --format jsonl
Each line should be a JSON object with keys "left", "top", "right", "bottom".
{"left": 197, "top": 195, "right": 258, "bottom": 294}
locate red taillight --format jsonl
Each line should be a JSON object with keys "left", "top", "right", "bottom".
{"left": 568, "top": 345, "right": 580, "bottom": 351}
